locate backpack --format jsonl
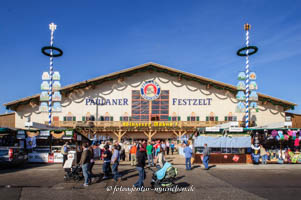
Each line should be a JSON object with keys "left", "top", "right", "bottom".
{"left": 165, "top": 166, "right": 178, "bottom": 179}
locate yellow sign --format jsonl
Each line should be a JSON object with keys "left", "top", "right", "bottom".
{"left": 122, "top": 122, "right": 178, "bottom": 127}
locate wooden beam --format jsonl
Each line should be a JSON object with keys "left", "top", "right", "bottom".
{"left": 143, "top": 131, "right": 149, "bottom": 138}
{"left": 150, "top": 130, "right": 157, "bottom": 138}
{"left": 121, "top": 131, "right": 127, "bottom": 138}
{"left": 113, "top": 131, "right": 119, "bottom": 138}
{"left": 173, "top": 130, "right": 179, "bottom": 137}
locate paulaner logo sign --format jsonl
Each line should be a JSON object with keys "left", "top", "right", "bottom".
{"left": 86, "top": 98, "right": 129, "bottom": 106}
{"left": 140, "top": 80, "right": 161, "bottom": 101}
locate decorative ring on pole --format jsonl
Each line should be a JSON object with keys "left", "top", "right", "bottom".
{"left": 237, "top": 46, "right": 258, "bottom": 56}
{"left": 41, "top": 46, "right": 63, "bottom": 57}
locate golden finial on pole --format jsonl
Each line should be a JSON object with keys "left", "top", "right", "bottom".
{"left": 244, "top": 23, "right": 251, "bottom": 31}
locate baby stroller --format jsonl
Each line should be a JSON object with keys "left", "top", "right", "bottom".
{"left": 63, "top": 154, "right": 83, "bottom": 182}
{"left": 64, "top": 164, "right": 83, "bottom": 182}
{"left": 150, "top": 162, "right": 178, "bottom": 193}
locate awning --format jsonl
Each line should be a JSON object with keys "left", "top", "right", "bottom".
{"left": 194, "top": 135, "right": 251, "bottom": 148}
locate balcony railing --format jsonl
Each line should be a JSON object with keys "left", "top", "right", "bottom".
{"left": 50, "top": 120, "right": 241, "bottom": 128}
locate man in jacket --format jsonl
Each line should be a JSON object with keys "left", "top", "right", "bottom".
{"left": 183, "top": 143, "right": 193, "bottom": 170}
{"left": 102, "top": 145, "right": 112, "bottom": 179}
{"left": 111, "top": 144, "right": 120, "bottom": 182}
{"left": 79, "top": 143, "right": 91, "bottom": 187}
{"left": 134, "top": 143, "right": 146, "bottom": 188}
{"left": 203, "top": 143, "right": 210, "bottom": 170}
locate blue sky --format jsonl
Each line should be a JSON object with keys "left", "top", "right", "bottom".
{"left": 0, "top": 0, "right": 300, "bottom": 114}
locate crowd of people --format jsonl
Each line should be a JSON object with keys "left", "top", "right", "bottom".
{"left": 62, "top": 139, "right": 178, "bottom": 187}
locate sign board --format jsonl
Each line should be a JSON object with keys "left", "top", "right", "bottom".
{"left": 122, "top": 122, "right": 178, "bottom": 127}
{"left": 40, "top": 130, "right": 50, "bottom": 136}
{"left": 230, "top": 121, "right": 239, "bottom": 127}
{"left": 284, "top": 122, "right": 292, "bottom": 127}
{"left": 65, "top": 131, "right": 73, "bottom": 137}
{"left": 17, "top": 130, "right": 25, "bottom": 135}
{"left": 36, "top": 136, "right": 48, "bottom": 139}
{"left": 229, "top": 127, "right": 243, "bottom": 132}
{"left": 205, "top": 127, "right": 220, "bottom": 132}
{"left": 42, "top": 72, "right": 50, "bottom": 81}
{"left": 17, "top": 134, "right": 26, "bottom": 139}
{"left": 53, "top": 152, "right": 63, "bottom": 163}
{"left": 48, "top": 154, "right": 54, "bottom": 163}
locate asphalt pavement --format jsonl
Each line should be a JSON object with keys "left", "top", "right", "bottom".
{"left": 1, "top": 158, "right": 301, "bottom": 200}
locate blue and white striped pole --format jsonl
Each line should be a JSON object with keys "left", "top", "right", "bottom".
{"left": 245, "top": 24, "right": 250, "bottom": 128}
{"left": 48, "top": 23, "right": 56, "bottom": 126}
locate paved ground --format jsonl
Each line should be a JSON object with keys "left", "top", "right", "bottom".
{"left": 1, "top": 156, "right": 301, "bottom": 200}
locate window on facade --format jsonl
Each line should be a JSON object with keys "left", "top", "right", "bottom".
{"left": 99, "top": 116, "right": 113, "bottom": 121}
{"left": 131, "top": 90, "right": 169, "bottom": 121}
{"left": 64, "top": 116, "right": 76, "bottom": 121}
{"left": 187, "top": 116, "right": 200, "bottom": 121}
{"left": 120, "top": 116, "right": 130, "bottom": 121}
{"left": 225, "top": 116, "right": 237, "bottom": 121}
{"left": 169, "top": 116, "right": 181, "bottom": 121}
{"left": 151, "top": 116, "right": 160, "bottom": 121}
{"left": 206, "top": 116, "right": 218, "bottom": 121}
{"left": 82, "top": 115, "right": 95, "bottom": 121}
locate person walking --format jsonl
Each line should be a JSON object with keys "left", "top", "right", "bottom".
{"left": 111, "top": 144, "right": 121, "bottom": 182}
{"left": 130, "top": 142, "right": 137, "bottom": 166}
{"left": 171, "top": 142, "right": 175, "bottom": 155}
{"left": 61, "top": 142, "right": 69, "bottom": 166}
{"left": 146, "top": 141, "right": 154, "bottom": 167}
{"left": 166, "top": 140, "right": 170, "bottom": 155}
{"left": 203, "top": 143, "right": 210, "bottom": 170}
{"left": 183, "top": 143, "right": 193, "bottom": 170}
{"left": 134, "top": 143, "right": 146, "bottom": 188}
{"left": 102, "top": 145, "right": 112, "bottom": 179}
{"left": 260, "top": 144, "right": 268, "bottom": 165}
{"left": 79, "top": 143, "right": 91, "bottom": 187}
{"left": 161, "top": 141, "right": 166, "bottom": 155}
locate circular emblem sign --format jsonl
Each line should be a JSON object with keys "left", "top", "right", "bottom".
{"left": 140, "top": 80, "right": 161, "bottom": 101}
